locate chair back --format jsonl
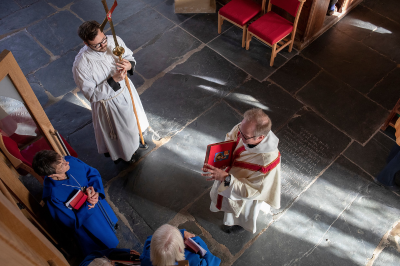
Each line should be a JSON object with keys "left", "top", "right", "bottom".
{"left": 270, "top": 0, "right": 301, "bottom": 17}
{"left": 0, "top": 133, "right": 29, "bottom": 167}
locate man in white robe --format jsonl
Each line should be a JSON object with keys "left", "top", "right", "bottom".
{"left": 202, "top": 108, "right": 281, "bottom": 233}
{"left": 72, "top": 21, "right": 149, "bottom": 163}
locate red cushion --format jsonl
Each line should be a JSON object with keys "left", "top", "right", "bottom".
{"left": 248, "top": 12, "right": 293, "bottom": 45}
{"left": 219, "top": 0, "right": 262, "bottom": 26}
{"left": 2, "top": 135, "right": 31, "bottom": 166}
{"left": 271, "top": 0, "right": 301, "bottom": 17}
{"left": 21, "top": 135, "right": 78, "bottom": 165}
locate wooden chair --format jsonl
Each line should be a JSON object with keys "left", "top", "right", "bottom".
{"left": 218, "top": 0, "right": 267, "bottom": 48}
{"left": 246, "top": 0, "right": 306, "bottom": 66}
{"left": 381, "top": 98, "right": 400, "bottom": 131}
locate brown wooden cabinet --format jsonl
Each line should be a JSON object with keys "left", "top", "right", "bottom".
{"left": 218, "top": 0, "right": 363, "bottom": 50}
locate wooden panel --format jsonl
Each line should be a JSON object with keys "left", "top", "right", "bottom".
{"left": 0, "top": 187, "right": 69, "bottom": 266}
{"left": 0, "top": 220, "right": 49, "bottom": 266}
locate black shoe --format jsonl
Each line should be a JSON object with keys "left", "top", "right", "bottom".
{"left": 139, "top": 142, "right": 149, "bottom": 150}
{"left": 327, "top": 10, "right": 334, "bottom": 16}
{"left": 113, "top": 158, "right": 122, "bottom": 164}
{"left": 104, "top": 152, "right": 110, "bottom": 158}
{"left": 222, "top": 225, "right": 245, "bottom": 234}
{"left": 114, "top": 223, "right": 119, "bottom": 230}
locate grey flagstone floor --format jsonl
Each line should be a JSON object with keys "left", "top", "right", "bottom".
{"left": 1, "top": 0, "right": 400, "bottom": 265}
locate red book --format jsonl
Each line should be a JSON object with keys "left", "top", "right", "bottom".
{"left": 65, "top": 190, "right": 87, "bottom": 210}
{"left": 184, "top": 238, "right": 207, "bottom": 257}
{"left": 204, "top": 140, "right": 236, "bottom": 168}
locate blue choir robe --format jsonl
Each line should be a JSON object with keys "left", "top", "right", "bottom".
{"left": 79, "top": 248, "right": 130, "bottom": 266}
{"left": 140, "top": 229, "right": 221, "bottom": 266}
{"left": 42, "top": 156, "right": 119, "bottom": 256}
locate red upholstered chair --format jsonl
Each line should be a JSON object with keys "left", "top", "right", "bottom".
{"left": 218, "top": 0, "right": 267, "bottom": 48}
{"left": 246, "top": 0, "right": 306, "bottom": 66}
{"left": 0, "top": 133, "right": 78, "bottom": 184}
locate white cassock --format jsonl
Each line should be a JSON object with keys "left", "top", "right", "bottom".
{"left": 72, "top": 35, "right": 149, "bottom": 161}
{"left": 210, "top": 124, "right": 281, "bottom": 233}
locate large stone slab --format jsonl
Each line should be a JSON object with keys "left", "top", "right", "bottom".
{"left": 35, "top": 50, "right": 78, "bottom": 97}
{"left": 27, "top": 11, "right": 82, "bottom": 56}
{"left": 208, "top": 27, "right": 288, "bottom": 81}
{"left": 144, "top": 0, "right": 166, "bottom": 7}
{"left": 268, "top": 55, "right": 321, "bottom": 94}
{"left": 134, "top": 26, "right": 201, "bottom": 79}
{"left": 0, "top": 0, "right": 20, "bottom": 20}
{"left": 27, "top": 74, "right": 49, "bottom": 107}
{"left": 344, "top": 132, "right": 396, "bottom": 178}
{"left": 0, "top": 1, "right": 55, "bottom": 36}
{"left": 0, "top": 31, "right": 50, "bottom": 75}
{"left": 334, "top": 5, "right": 389, "bottom": 42}
{"left": 14, "top": 0, "right": 39, "bottom": 7}
{"left": 45, "top": 92, "right": 92, "bottom": 137}
{"left": 275, "top": 109, "right": 351, "bottom": 213}
{"left": 108, "top": 102, "right": 242, "bottom": 232}
{"left": 188, "top": 191, "right": 272, "bottom": 255}
{"left": 45, "top": 0, "right": 73, "bottom": 8}
{"left": 362, "top": 0, "right": 400, "bottom": 25}
{"left": 140, "top": 46, "right": 248, "bottom": 138}
{"left": 180, "top": 4, "right": 232, "bottom": 44}
{"left": 114, "top": 8, "right": 174, "bottom": 52}
{"left": 115, "top": 218, "right": 143, "bottom": 253}
{"left": 300, "top": 181, "right": 400, "bottom": 265}
{"left": 301, "top": 27, "right": 396, "bottom": 94}
{"left": 155, "top": 0, "right": 194, "bottom": 25}
{"left": 71, "top": 0, "right": 147, "bottom": 26}
{"left": 233, "top": 156, "right": 371, "bottom": 266}
{"left": 297, "top": 71, "right": 388, "bottom": 143}
{"left": 224, "top": 78, "right": 303, "bottom": 131}
{"left": 374, "top": 246, "right": 400, "bottom": 266}
{"left": 363, "top": 18, "right": 400, "bottom": 63}
{"left": 368, "top": 68, "right": 400, "bottom": 111}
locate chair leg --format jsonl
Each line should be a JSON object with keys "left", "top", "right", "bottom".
{"left": 246, "top": 32, "right": 252, "bottom": 50}
{"left": 218, "top": 14, "right": 223, "bottom": 34}
{"left": 242, "top": 25, "right": 247, "bottom": 48}
{"left": 270, "top": 43, "right": 277, "bottom": 67}
{"left": 289, "top": 32, "right": 295, "bottom": 52}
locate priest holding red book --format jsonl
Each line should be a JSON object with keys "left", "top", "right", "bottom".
{"left": 202, "top": 108, "right": 281, "bottom": 234}
{"left": 33, "top": 150, "right": 119, "bottom": 256}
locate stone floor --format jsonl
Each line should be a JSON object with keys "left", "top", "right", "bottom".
{"left": 1, "top": 0, "right": 400, "bottom": 265}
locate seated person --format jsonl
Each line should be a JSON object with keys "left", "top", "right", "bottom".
{"left": 80, "top": 248, "right": 140, "bottom": 266}
{"left": 33, "top": 150, "right": 119, "bottom": 256}
{"left": 141, "top": 224, "right": 221, "bottom": 266}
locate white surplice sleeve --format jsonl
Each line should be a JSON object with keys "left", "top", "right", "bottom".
{"left": 74, "top": 63, "right": 117, "bottom": 103}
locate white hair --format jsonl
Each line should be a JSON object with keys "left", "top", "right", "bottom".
{"left": 87, "top": 258, "right": 112, "bottom": 266}
{"left": 150, "top": 224, "right": 185, "bottom": 266}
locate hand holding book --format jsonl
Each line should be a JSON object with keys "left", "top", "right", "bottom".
{"left": 202, "top": 163, "right": 229, "bottom": 182}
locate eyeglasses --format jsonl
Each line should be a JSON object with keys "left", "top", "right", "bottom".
{"left": 89, "top": 36, "right": 107, "bottom": 49}
{"left": 237, "top": 124, "right": 257, "bottom": 140}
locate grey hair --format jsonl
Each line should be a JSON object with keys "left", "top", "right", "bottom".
{"left": 150, "top": 224, "right": 185, "bottom": 266}
{"left": 243, "top": 108, "right": 272, "bottom": 136}
{"left": 88, "top": 258, "right": 112, "bottom": 266}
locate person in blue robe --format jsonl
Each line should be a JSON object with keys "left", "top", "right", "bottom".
{"left": 33, "top": 150, "right": 119, "bottom": 256}
{"left": 140, "top": 224, "right": 221, "bottom": 266}
{"left": 375, "top": 144, "right": 400, "bottom": 191}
